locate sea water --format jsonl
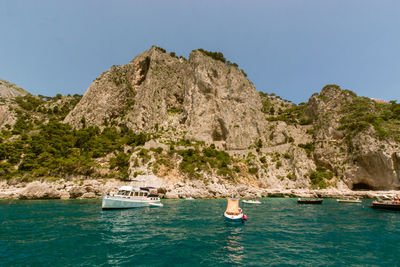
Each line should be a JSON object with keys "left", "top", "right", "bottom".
{"left": 1, "top": 198, "right": 400, "bottom": 266}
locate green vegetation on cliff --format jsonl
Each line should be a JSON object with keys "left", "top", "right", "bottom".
{"left": 339, "top": 95, "right": 400, "bottom": 142}
{"left": 308, "top": 166, "right": 334, "bottom": 189}
{"left": 259, "top": 92, "right": 312, "bottom": 125}
{"left": 0, "top": 118, "right": 150, "bottom": 181}
{"left": 0, "top": 94, "right": 150, "bottom": 181}
{"left": 13, "top": 93, "right": 82, "bottom": 120}
{"left": 177, "top": 144, "right": 233, "bottom": 179}
{"left": 266, "top": 102, "right": 311, "bottom": 125}
{"left": 1, "top": 93, "right": 246, "bottom": 183}
{"left": 196, "top": 48, "right": 226, "bottom": 63}
{"left": 195, "top": 48, "right": 248, "bottom": 76}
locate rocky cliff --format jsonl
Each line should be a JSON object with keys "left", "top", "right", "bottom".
{"left": 0, "top": 79, "right": 29, "bottom": 98}
{"left": 65, "top": 46, "right": 265, "bottom": 150}
{"left": 307, "top": 85, "right": 400, "bottom": 190}
{"left": 0, "top": 79, "right": 30, "bottom": 130}
{"left": 1, "top": 48, "right": 400, "bottom": 196}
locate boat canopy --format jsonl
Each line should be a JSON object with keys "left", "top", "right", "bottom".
{"left": 225, "top": 198, "right": 240, "bottom": 215}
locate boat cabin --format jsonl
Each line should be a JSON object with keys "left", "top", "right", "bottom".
{"left": 115, "top": 186, "right": 159, "bottom": 200}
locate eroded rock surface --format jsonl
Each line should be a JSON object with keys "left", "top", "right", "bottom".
{"left": 0, "top": 79, "right": 29, "bottom": 98}
{"left": 307, "top": 86, "right": 400, "bottom": 190}
{"left": 65, "top": 47, "right": 265, "bottom": 150}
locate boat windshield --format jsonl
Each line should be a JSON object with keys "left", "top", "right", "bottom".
{"left": 118, "top": 190, "right": 130, "bottom": 196}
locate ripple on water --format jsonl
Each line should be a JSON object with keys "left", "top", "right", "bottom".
{"left": 1, "top": 198, "right": 400, "bottom": 266}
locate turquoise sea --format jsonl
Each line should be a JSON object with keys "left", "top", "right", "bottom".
{"left": 1, "top": 198, "right": 400, "bottom": 266}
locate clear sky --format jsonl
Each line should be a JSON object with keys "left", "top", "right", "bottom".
{"left": 1, "top": 0, "right": 399, "bottom": 103}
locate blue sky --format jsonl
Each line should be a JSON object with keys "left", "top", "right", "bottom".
{"left": 1, "top": 0, "right": 399, "bottom": 103}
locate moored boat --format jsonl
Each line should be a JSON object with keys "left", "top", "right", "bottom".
{"left": 381, "top": 194, "right": 394, "bottom": 201}
{"left": 242, "top": 199, "right": 262, "bottom": 204}
{"left": 370, "top": 199, "right": 400, "bottom": 211}
{"left": 337, "top": 198, "right": 361, "bottom": 203}
{"left": 223, "top": 198, "right": 247, "bottom": 222}
{"left": 102, "top": 186, "right": 162, "bottom": 210}
{"left": 297, "top": 198, "right": 323, "bottom": 204}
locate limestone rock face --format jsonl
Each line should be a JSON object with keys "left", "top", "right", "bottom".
{"left": 65, "top": 47, "right": 266, "bottom": 150}
{"left": 19, "top": 182, "right": 61, "bottom": 199}
{"left": 184, "top": 51, "right": 265, "bottom": 149}
{"left": 307, "top": 86, "right": 400, "bottom": 190}
{"left": 63, "top": 49, "right": 400, "bottom": 190}
{"left": 0, "top": 79, "right": 29, "bottom": 98}
{"left": 0, "top": 79, "right": 29, "bottom": 129}
{"left": 65, "top": 47, "right": 190, "bottom": 130}
{"left": 125, "top": 49, "right": 190, "bottom": 132}
{"left": 64, "top": 65, "right": 135, "bottom": 128}
{"left": 345, "top": 132, "right": 400, "bottom": 189}
{"left": 68, "top": 186, "right": 87, "bottom": 199}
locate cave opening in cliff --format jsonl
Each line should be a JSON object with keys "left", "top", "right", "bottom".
{"left": 352, "top": 182, "right": 374, "bottom": 190}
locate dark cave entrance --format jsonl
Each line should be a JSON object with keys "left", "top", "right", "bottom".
{"left": 352, "top": 182, "right": 374, "bottom": 190}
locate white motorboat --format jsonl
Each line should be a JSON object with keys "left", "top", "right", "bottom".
{"left": 102, "top": 186, "right": 162, "bottom": 210}
{"left": 381, "top": 194, "right": 394, "bottom": 201}
{"left": 185, "top": 197, "right": 195, "bottom": 200}
{"left": 223, "top": 198, "right": 247, "bottom": 223}
{"left": 242, "top": 199, "right": 262, "bottom": 204}
{"left": 336, "top": 198, "right": 361, "bottom": 203}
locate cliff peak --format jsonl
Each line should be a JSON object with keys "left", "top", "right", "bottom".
{"left": 65, "top": 47, "right": 261, "bottom": 150}
{"left": 0, "top": 79, "right": 29, "bottom": 98}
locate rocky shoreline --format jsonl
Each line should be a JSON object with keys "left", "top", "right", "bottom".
{"left": 1, "top": 175, "right": 399, "bottom": 200}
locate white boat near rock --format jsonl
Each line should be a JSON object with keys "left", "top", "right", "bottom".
{"left": 102, "top": 186, "right": 163, "bottom": 210}
{"left": 336, "top": 198, "right": 361, "bottom": 203}
{"left": 242, "top": 199, "right": 261, "bottom": 204}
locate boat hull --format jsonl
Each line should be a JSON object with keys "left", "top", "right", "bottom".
{"left": 370, "top": 202, "right": 400, "bottom": 211}
{"left": 102, "top": 195, "right": 161, "bottom": 210}
{"left": 297, "top": 199, "right": 323, "bottom": 204}
{"left": 337, "top": 199, "right": 361, "bottom": 203}
{"left": 242, "top": 200, "right": 261, "bottom": 204}
{"left": 223, "top": 211, "right": 244, "bottom": 222}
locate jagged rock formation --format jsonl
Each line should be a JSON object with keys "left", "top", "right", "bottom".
{"left": 0, "top": 79, "right": 29, "bottom": 98}
{"left": 1, "top": 48, "right": 400, "bottom": 194}
{"left": 63, "top": 48, "right": 400, "bottom": 190}
{"left": 65, "top": 47, "right": 265, "bottom": 150}
{"left": 0, "top": 79, "right": 29, "bottom": 130}
{"left": 307, "top": 85, "right": 400, "bottom": 190}
{"left": 183, "top": 51, "right": 265, "bottom": 150}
